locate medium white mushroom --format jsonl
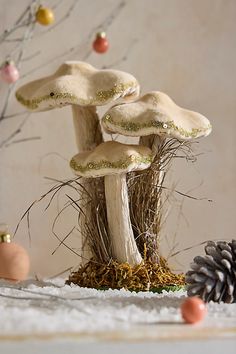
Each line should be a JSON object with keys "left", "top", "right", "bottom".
{"left": 70, "top": 141, "right": 154, "bottom": 265}
{"left": 102, "top": 91, "right": 212, "bottom": 151}
{"left": 16, "top": 61, "right": 140, "bottom": 152}
{"left": 101, "top": 92, "right": 212, "bottom": 262}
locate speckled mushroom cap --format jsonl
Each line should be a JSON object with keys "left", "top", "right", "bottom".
{"left": 102, "top": 91, "right": 212, "bottom": 140}
{"left": 15, "top": 61, "right": 140, "bottom": 112}
{"left": 70, "top": 141, "right": 154, "bottom": 178}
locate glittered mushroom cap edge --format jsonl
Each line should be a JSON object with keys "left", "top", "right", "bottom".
{"left": 70, "top": 141, "right": 154, "bottom": 178}
{"left": 15, "top": 61, "right": 140, "bottom": 112}
{"left": 102, "top": 91, "right": 212, "bottom": 140}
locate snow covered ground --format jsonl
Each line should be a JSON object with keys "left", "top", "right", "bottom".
{"left": 0, "top": 278, "right": 235, "bottom": 342}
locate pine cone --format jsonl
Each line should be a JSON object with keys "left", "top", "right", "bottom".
{"left": 186, "top": 240, "right": 236, "bottom": 303}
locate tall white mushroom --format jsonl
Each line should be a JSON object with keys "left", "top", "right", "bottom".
{"left": 70, "top": 141, "right": 154, "bottom": 265}
{"left": 15, "top": 61, "right": 140, "bottom": 262}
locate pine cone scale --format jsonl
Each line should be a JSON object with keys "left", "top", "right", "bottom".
{"left": 214, "top": 280, "right": 224, "bottom": 302}
{"left": 221, "top": 250, "right": 233, "bottom": 262}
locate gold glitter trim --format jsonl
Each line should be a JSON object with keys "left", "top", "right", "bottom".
{"left": 95, "top": 83, "right": 136, "bottom": 102}
{"left": 70, "top": 154, "right": 153, "bottom": 174}
{"left": 15, "top": 82, "right": 137, "bottom": 110}
{"left": 103, "top": 114, "right": 212, "bottom": 138}
{"left": 15, "top": 92, "right": 77, "bottom": 110}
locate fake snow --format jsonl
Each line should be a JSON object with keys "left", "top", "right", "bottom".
{"left": 0, "top": 278, "right": 235, "bottom": 336}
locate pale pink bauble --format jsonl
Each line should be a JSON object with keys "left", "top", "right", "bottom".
{"left": 0, "top": 63, "right": 20, "bottom": 83}
{"left": 181, "top": 297, "right": 207, "bottom": 324}
{"left": 0, "top": 242, "right": 30, "bottom": 281}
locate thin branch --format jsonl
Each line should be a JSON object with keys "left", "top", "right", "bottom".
{"left": 102, "top": 38, "right": 139, "bottom": 69}
{"left": 1, "top": 111, "right": 28, "bottom": 120}
{"left": 170, "top": 238, "right": 232, "bottom": 258}
{"left": 47, "top": 266, "right": 74, "bottom": 279}
{"left": 0, "top": 19, "right": 35, "bottom": 122}
{"left": 4, "top": 136, "right": 41, "bottom": 147}
{"left": 4, "top": 38, "right": 24, "bottom": 43}
{"left": 38, "top": 0, "right": 79, "bottom": 36}
{"left": 21, "top": 0, "right": 127, "bottom": 79}
{"left": 22, "top": 50, "right": 41, "bottom": 62}
{"left": 0, "top": 114, "right": 30, "bottom": 149}
{"left": 52, "top": 0, "right": 65, "bottom": 10}
{"left": 0, "top": 86, "right": 13, "bottom": 122}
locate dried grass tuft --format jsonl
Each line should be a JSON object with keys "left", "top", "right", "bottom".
{"left": 81, "top": 177, "right": 111, "bottom": 263}
{"left": 128, "top": 138, "right": 195, "bottom": 262}
{"left": 15, "top": 176, "right": 111, "bottom": 264}
{"left": 15, "top": 137, "right": 198, "bottom": 290}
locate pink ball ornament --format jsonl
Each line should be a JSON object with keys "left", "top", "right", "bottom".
{"left": 0, "top": 61, "right": 20, "bottom": 84}
{"left": 181, "top": 297, "right": 207, "bottom": 324}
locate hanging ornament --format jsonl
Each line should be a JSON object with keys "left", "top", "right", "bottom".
{"left": 181, "top": 297, "right": 207, "bottom": 324}
{"left": 0, "top": 61, "right": 20, "bottom": 84}
{"left": 36, "top": 6, "right": 55, "bottom": 26}
{"left": 93, "top": 32, "right": 109, "bottom": 54}
{"left": 186, "top": 240, "right": 236, "bottom": 303}
{"left": 0, "top": 227, "right": 30, "bottom": 281}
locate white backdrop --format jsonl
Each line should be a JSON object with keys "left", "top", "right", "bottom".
{"left": 0, "top": 0, "right": 235, "bottom": 277}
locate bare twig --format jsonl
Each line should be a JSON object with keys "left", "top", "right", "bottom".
{"left": 102, "top": 38, "right": 139, "bottom": 69}
{"left": 22, "top": 50, "right": 41, "bottom": 62}
{"left": 21, "top": 0, "right": 127, "bottom": 79}
{"left": 38, "top": 0, "right": 79, "bottom": 35}
{"left": 0, "top": 111, "right": 28, "bottom": 120}
{"left": 0, "top": 0, "right": 86, "bottom": 149}
{"left": 0, "top": 114, "right": 30, "bottom": 149}
{"left": 4, "top": 136, "right": 41, "bottom": 147}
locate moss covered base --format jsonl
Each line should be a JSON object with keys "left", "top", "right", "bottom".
{"left": 66, "top": 258, "right": 185, "bottom": 292}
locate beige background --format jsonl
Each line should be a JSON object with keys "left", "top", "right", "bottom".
{"left": 0, "top": 0, "right": 235, "bottom": 277}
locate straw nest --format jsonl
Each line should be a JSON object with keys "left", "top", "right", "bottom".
{"left": 79, "top": 138, "right": 195, "bottom": 265}
{"left": 66, "top": 257, "right": 185, "bottom": 291}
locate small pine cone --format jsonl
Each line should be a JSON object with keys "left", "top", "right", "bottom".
{"left": 186, "top": 240, "right": 236, "bottom": 303}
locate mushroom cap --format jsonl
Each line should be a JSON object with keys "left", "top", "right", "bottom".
{"left": 70, "top": 141, "right": 154, "bottom": 178}
{"left": 15, "top": 61, "right": 140, "bottom": 112}
{"left": 102, "top": 91, "right": 212, "bottom": 140}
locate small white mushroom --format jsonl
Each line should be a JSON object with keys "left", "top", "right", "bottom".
{"left": 70, "top": 141, "right": 154, "bottom": 265}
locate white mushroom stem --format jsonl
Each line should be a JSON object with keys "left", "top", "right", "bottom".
{"left": 104, "top": 174, "right": 143, "bottom": 265}
{"left": 140, "top": 134, "right": 163, "bottom": 155}
{"left": 140, "top": 134, "right": 165, "bottom": 190}
{"left": 72, "top": 105, "right": 103, "bottom": 151}
{"left": 72, "top": 105, "right": 103, "bottom": 264}
{"left": 140, "top": 135, "right": 155, "bottom": 151}
{"left": 139, "top": 135, "right": 164, "bottom": 261}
